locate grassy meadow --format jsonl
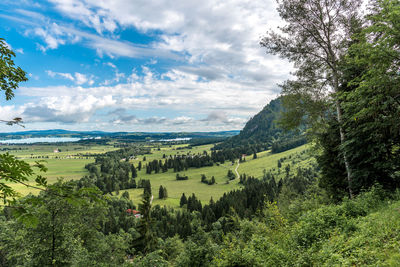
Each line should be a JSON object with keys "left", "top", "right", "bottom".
{"left": 2, "top": 143, "right": 117, "bottom": 195}
{"left": 122, "top": 143, "right": 312, "bottom": 208}
{"left": 3, "top": 142, "right": 312, "bottom": 208}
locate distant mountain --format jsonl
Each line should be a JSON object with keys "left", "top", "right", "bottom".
{"left": 0, "top": 129, "right": 240, "bottom": 141}
{"left": 216, "top": 97, "right": 305, "bottom": 151}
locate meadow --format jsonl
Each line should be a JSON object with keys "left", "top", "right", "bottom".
{"left": 2, "top": 143, "right": 117, "bottom": 195}
{"left": 4, "top": 142, "right": 312, "bottom": 208}
{"left": 123, "top": 143, "right": 312, "bottom": 208}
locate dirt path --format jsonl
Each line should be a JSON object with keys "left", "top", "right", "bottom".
{"left": 234, "top": 160, "right": 240, "bottom": 179}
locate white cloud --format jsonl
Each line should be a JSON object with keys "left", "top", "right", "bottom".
{"left": 41, "top": 0, "right": 288, "bottom": 83}
{"left": 33, "top": 23, "right": 67, "bottom": 51}
{"left": 2, "top": 0, "right": 293, "bottom": 131}
{"left": 19, "top": 66, "right": 278, "bottom": 130}
{"left": 46, "top": 70, "right": 94, "bottom": 85}
{"left": 0, "top": 105, "right": 24, "bottom": 121}
{"left": 2, "top": 41, "right": 24, "bottom": 54}
{"left": 22, "top": 94, "right": 115, "bottom": 123}
{"left": 105, "top": 62, "right": 116, "bottom": 69}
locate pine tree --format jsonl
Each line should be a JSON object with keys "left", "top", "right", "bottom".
{"left": 131, "top": 164, "right": 137, "bottom": 178}
{"left": 158, "top": 185, "right": 164, "bottom": 199}
{"left": 163, "top": 187, "right": 168, "bottom": 198}
{"left": 180, "top": 193, "right": 187, "bottom": 207}
{"left": 133, "top": 191, "right": 156, "bottom": 253}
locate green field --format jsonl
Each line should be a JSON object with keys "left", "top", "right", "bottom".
{"left": 4, "top": 142, "right": 313, "bottom": 208}
{"left": 122, "top": 144, "right": 313, "bottom": 208}
{"left": 2, "top": 143, "right": 117, "bottom": 195}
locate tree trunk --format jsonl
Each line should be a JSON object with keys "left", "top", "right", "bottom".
{"left": 333, "top": 69, "right": 354, "bottom": 198}
{"left": 336, "top": 99, "right": 354, "bottom": 198}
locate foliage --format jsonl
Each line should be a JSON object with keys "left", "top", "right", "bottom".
{"left": 0, "top": 181, "right": 129, "bottom": 266}
{"left": 0, "top": 38, "right": 28, "bottom": 100}
{"left": 339, "top": 0, "right": 400, "bottom": 193}
{"left": 0, "top": 153, "right": 48, "bottom": 204}
{"left": 0, "top": 38, "right": 48, "bottom": 208}
{"left": 216, "top": 97, "right": 305, "bottom": 153}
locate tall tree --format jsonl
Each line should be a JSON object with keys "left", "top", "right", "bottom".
{"left": 261, "top": 0, "right": 363, "bottom": 197}
{"left": 0, "top": 38, "right": 28, "bottom": 101}
{"left": 0, "top": 38, "right": 48, "bottom": 204}
{"left": 180, "top": 193, "right": 187, "bottom": 207}
{"left": 340, "top": 0, "right": 400, "bottom": 192}
{"left": 133, "top": 191, "right": 156, "bottom": 253}
{"left": 159, "top": 185, "right": 165, "bottom": 199}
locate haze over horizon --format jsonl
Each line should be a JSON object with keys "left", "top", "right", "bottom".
{"left": 0, "top": 0, "right": 291, "bottom": 133}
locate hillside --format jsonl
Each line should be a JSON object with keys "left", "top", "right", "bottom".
{"left": 216, "top": 97, "right": 306, "bottom": 151}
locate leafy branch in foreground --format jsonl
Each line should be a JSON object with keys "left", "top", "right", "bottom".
{"left": 0, "top": 118, "right": 24, "bottom": 127}
{"left": 0, "top": 38, "right": 28, "bottom": 100}
{"left": 0, "top": 153, "right": 48, "bottom": 204}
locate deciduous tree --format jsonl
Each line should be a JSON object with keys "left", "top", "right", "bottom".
{"left": 261, "top": 0, "right": 363, "bottom": 197}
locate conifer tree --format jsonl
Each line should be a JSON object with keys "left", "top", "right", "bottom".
{"left": 180, "top": 193, "right": 187, "bottom": 207}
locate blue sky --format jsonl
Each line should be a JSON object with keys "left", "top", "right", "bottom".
{"left": 0, "top": 0, "right": 290, "bottom": 132}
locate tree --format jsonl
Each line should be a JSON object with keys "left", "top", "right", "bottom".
{"left": 159, "top": 185, "right": 165, "bottom": 199}
{"left": 163, "top": 187, "right": 168, "bottom": 198}
{"left": 131, "top": 164, "right": 137, "bottom": 178}
{"left": 133, "top": 191, "right": 156, "bottom": 253}
{"left": 0, "top": 154, "right": 48, "bottom": 204}
{"left": 339, "top": 0, "right": 400, "bottom": 192}
{"left": 227, "top": 170, "right": 235, "bottom": 180}
{"left": 0, "top": 38, "right": 28, "bottom": 101}
{"left": 0, "top": 38, "right": 48, "bottom": 204}
{"left": 261, "top": 0, "right": 363, "bottom": 197}
{"left": 211, "top": 176, "right": 215, "bottom": 185}
{"left": 138, "top": 161, "right": 142, "bottom": 171}
{"left": 180, "top": 193, "right": 187, "bottom": 207}
{"left": 0, "top": 181, "right": 123, "bottom": 266}
{"left": 122, "top": 191, "right": 130, "bottom": 199}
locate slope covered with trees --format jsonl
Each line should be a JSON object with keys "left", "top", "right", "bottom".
{"left": 1, "top": 0, "right": 400, "bottom": 266}
{"left": 215, "top": 97, "right": 306, "bottom": 153}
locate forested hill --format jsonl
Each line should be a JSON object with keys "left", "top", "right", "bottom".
{"left": 216, "top": 97, "right": 306, "bottom": 152}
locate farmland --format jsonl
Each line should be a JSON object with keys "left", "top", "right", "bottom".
{"left": 2, "top": 143, "right": 118, "bottom": 195}
{"left": 3, "top": 141, "right": 312, "bottom": 208}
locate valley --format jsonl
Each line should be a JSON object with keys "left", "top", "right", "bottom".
{"left": 4, "top": 141, "right": 312, "bottom": 208}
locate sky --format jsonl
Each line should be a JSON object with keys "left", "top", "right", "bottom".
{"left": 0, "top": 0, "right": 291, "bottom": 133}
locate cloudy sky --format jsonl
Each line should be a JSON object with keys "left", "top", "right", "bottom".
{"left": 0, "top": 0, "right": 290, "bottom": 132}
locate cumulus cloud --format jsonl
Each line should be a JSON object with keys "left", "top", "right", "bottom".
{"left": 46, "top": 70, "right": 94, "bottom": 85}
{"left": 50, "top": 0, "right": 288, "bottom": 84}
{"left": 1, "top": 0, "right": 292, "bottom": 131}
{"left": 16, "top": 0, "right": 289, "bottom": 83}
{"left": 20, "top": 66, "right": 276, "bottom": 127}
{"left": 22, "top": 94, "right": 115, "bottom": 123}
{"left": 0, "top": 105, "right": 24, "bottom": 121}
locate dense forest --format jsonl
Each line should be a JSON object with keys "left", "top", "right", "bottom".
{"left": 1, "top": 0, "right": 400, "bottom": 266}
{"left": 215, "top": 97, "right": 306, "bottom": 154}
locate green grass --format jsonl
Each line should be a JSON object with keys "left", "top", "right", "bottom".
{"left": 122, "top": 144, "right": 312, "bottom": 208}
{"left": 5, "top": 142, "right": 313, "bottom": 208}
{"left": 3, "top": 143, "right": 117, "bottom": 195}
{"left": 237, "top": 145, "right": 314, "bottom": 179}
